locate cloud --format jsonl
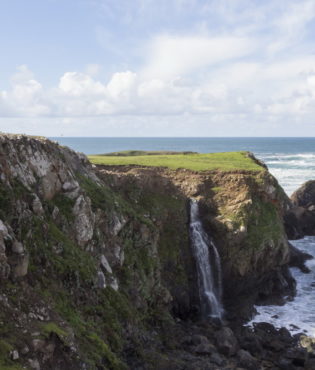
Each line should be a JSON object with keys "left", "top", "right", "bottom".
{"left": 1, "top": 0, "right": 315, "bottom": 137}
{"left": 141, "top": 35, "right": 254, "bottom": 79}
{"left": 0, "top": 65, "right": 50, "bottom": 117}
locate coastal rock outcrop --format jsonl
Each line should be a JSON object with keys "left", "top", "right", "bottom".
{"left": 0, "top": 134, "right": 302, "bottom": 369}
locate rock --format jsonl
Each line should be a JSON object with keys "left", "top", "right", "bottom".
{"left": 191, "top": 335, "right": 211, "bottom": 346}
{"left": 32, "top": 195, "right": 44, "bottom": 215}
{"left": 11, "top": 252, "right": 29, "bottom": 277}
{"left": 40, "top": 171, "right": 62, "bottom": 200}
{"left": 32, "top": 339, "right": 45, "bottom": 352}
{"left": 305, "top": 358, "right": 315, "bottom": 370}
{"left": 237, "top": 349, "right": 258, "bottom": 370}
{"left": 109, "top": 277, "right": 119, "bottom": 291}
{"left": 288, "top": 243, "right": 313, "bottom": 272}
{"left": 283, "top": 208, "right": 304, "bottom": 240}
{"left": 111, "top": 214, "right": 126, "bottom": 236}
{"left": 0, "top": 220, "right": 9, "bottom": 237}
{"left": 21, "top": 345, "right": 30, "bottom": 355}
{"left": 100, "top": 254, "right": 112, "bottom": 274}
{"left": 215, "top": 327, "right": 238, "bottom": 356}
{"left": 300, "top": 335, "right": 315, "bottom": 352}
{"left": 194, "top": 341, "right": 216, "bottom": 355}
{"left": 73, "top": 195, "right": 95, "bottom": 246}
{"left": 97, "top": 271, "right": 106, "bottom": 289}
{"left": 209, "top": 352, "right": 225, "bottom": 367}
{"left": 12, "top": 241, "right": 24, "bottom": 254}
{"left": 28, "top": 358, "right": 41, "bottom": 370}
{"left": 291, "top": 180, "right": 315, "bottom": 208}
{"left": 11, "top": 349, "right": 19, "bottom": 360}
{"left": 285, "top": 180, "right": 315, "bottom": 237}
{"left": 284, "top": 347, "right": 306, "bottom": 367}
{"left": 239, "top": 333, "right": 263, "bottom": 356}
{"left": 278, "top": 358, "right": 295, "bottom": 370}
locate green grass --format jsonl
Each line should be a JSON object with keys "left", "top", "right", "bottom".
{"left": 100, "top": 150, "right": 196, "bottom": 156}
{"left": 89, "top": 151, "right": 264, "bottom": 172}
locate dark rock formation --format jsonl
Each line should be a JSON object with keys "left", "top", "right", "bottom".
{"left": 284, "top": 180, "right": 315, "bottom": 238}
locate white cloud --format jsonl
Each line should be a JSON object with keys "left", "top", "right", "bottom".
{"left": 142, "top": 35, "right": 254, "bottom": 79}
{"left": 59, "top": 72, "right": 106, "bottom": 96}
{"left": 107, "top": 71, "right": 137, "bottom": 99}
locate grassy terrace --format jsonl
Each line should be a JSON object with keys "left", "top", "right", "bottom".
{"left": 88, "top": 150, "right": 264, "bottom": 172}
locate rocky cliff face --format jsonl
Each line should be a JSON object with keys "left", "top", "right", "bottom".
{"left": 98, "top": 164, "right": 295, "bottom": 319}
{"left": 0, "top": 134, "right": 297, "bottom": 369}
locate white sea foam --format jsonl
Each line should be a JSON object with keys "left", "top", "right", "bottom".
{"left": 248, "top": 237, "right": 315, "bottom": 336}
{"left": 257, "top": 152, "right": 315, "bottom": 195}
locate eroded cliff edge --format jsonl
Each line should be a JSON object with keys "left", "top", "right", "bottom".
{"left": 0, "top": 135, "right": 297, "bottom": 369}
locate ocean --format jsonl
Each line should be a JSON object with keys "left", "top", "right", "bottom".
{"left": 52, "top": 137, "right": 315, "bottom": 335}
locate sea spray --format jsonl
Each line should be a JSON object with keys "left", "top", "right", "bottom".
{"left": 189, "top": 200, "right": 223, "bottom": 320}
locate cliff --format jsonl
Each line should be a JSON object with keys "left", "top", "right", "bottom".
{"left": 0, "top": 135, "right": 299, "bottom": 369}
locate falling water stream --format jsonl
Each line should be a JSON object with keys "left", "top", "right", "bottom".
{"left": 189, "top": 200, "right": 223, "bottom": 320}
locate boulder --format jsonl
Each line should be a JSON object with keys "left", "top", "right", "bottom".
{"left": 237, "top": 349, "right": 259, "bottom": 370}
{"left": 285, "top": 180, "right": 315, "bottom": 237}
{"left": 291, "top": 180, "right": 315, "bottom": 208}
{"left": 215, "top": 327, "right": 238, "bottom": 356}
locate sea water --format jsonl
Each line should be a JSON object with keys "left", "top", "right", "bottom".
{"left": 52, "top": 137, "right": 315, "bottom": 335}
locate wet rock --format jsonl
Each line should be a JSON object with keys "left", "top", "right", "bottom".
{"left": 215, "top": 327, "right": 238, "bottom": 356}
{"left": 209, "top": 352, "right": 225, "bottom": 367}
{"left": 284, "top": 347, "right": 306, "bottom": 367}
{"left": 278, "top": 358, "right": 295, "bottom": 370}
{"left": 305, "top": 358, "right": 315, "bottom": 370}
{"left": 237, "top": 349, "right": 258, "bottom": 370}
{"left": 288, "top": 243, "right": 313, "bottom": 273}
{"left": 191, "top": 335, "right": 211, "bottom": 346}
{"left": 239, "top": 333, "right": 263, "bottom": 356}
{"left": 194, "top": 342, "right": 216, "bottom": 355}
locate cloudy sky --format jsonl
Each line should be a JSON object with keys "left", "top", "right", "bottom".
{"left": 1, "top": 0, "right": 315, "bottom": 136}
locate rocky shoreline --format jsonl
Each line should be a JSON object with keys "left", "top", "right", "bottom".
{"left": 0, "top": 134, "right": 314, "bottom": 369}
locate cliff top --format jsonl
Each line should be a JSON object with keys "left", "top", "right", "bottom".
{"left": 89, "top": 151, "right": 265, "bottom": 172}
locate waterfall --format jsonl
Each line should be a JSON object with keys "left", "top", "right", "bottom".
{"left": 189, "top": 200, "right": 223, "bottom": 320}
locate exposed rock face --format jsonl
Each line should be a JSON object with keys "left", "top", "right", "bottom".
{"left": 0, "top": 134, "right": 300, "bottom": 369}
{"left": 285, "top": 180, "right": 315, "bottom": 237}
{"left": 99, "top": 165, "right": 295, "bottom": 319}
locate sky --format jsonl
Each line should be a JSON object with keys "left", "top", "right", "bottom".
{"left": 1, "top": 0, "right": 315, "bottom": 137}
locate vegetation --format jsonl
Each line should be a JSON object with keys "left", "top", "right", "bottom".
{"left": 89, "top": 151, "right": 264, "bottom": 172}
{"left": 100, "top": 150, "right": 196, "bottom": 156}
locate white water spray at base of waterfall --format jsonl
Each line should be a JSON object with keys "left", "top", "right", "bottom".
{"left": 189, "top": 200, "right": 223, "bottom": 320}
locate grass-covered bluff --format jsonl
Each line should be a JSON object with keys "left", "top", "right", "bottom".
{"left": 93, "top": 150, "right": 291, "bottom": 315}
{"left": 89, "top": 151, "right": 264, "bottom": 172}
